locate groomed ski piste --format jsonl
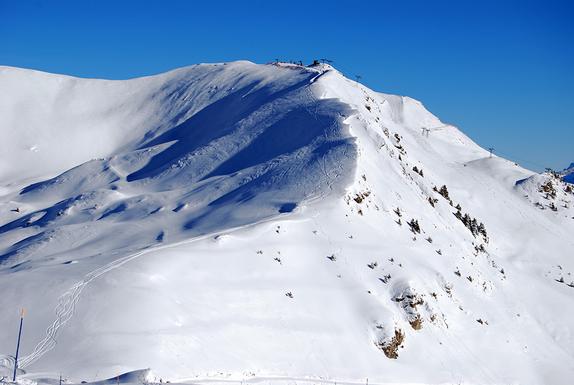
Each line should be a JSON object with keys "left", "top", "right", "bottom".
{"left": 0, "top": 61, "right": 573, "bottom": 385}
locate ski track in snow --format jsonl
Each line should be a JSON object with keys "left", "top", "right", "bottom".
{"left": 17, "top": 211, "right": 299, "bottom": 369}
{"left": 18, "top": 248, "right": 151, "bottom": 368}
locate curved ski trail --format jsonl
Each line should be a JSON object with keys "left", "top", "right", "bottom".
{"left": 18, "top": 248, "right": 149, "bottom": 368}
{"left": 17, "top": 214, "right": 290, "bottom": 369}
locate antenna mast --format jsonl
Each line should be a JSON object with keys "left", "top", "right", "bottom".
{"left": 13, "top": 309, "right": 25, "bottom": 381}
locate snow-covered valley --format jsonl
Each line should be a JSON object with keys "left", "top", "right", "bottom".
{"left": 0, "top": 61, "right": 573, "bottom": 385}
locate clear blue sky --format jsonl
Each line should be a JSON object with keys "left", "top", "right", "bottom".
{"left": 1, "top": 0, "right": 572, "bottom": 171}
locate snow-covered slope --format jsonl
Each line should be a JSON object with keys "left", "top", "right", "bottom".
{"left": 1, "top": 62, "right": 573, "bottom": 385}
{"left": 562, "top": 163, "right": 574, "bottom": 184}
{"left": 0, "top": 62, "right": 354, "bottom": 268}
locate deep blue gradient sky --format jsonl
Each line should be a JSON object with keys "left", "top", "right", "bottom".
{"left": 1, "top": 0, "right": 572, "bottom": 171}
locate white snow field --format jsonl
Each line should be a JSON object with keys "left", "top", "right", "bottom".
{"left": 0, "top": 61, "right": 573, "bottom": 385}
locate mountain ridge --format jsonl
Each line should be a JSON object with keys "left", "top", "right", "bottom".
{"left": 1, "top": 62, "right": 573, "bottom": 385}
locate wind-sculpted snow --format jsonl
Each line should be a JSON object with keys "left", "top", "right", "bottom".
{"left": 0, "top": 62, "right": 356, "bottom": 268}
{"left": 0, "top": 62, "right": 573, "bottom": 385}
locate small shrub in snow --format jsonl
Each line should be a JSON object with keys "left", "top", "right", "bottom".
{"left": 549, "top": 202, "right": 558, "bottom": 211}
{"left": 539, "top": 180, "right": 557, "bottom": 199}
{"left": 353, "top": 191, "right": 371, "bottom": 204}
{"left": 375, "top": 328, "right": 405, "bottom": 359}
{"left": 454, "top": 209, "right": 488, "bottom": 241}
{"left": 409, "top": 315, "right": 423, "bottom": 330}
{"left": 438, "top": 185, "right": 450, "bottom": 200}
{"left": 380, "top": 274, "right": 391, "bottom": 284}
{"left": 408, "top": 219, "right": 421, "bottom": 234}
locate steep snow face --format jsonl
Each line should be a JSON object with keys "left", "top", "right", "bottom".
{"left": 1, "top": 62, "right": 573, "bottom": 385}
{"left": 0, "top": 63, "right": 354, "bottom": 185}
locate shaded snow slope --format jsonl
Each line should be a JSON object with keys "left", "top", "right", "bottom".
{"left": 0, "top": 62, "right": 355, "bottom": 269}
{"left": 1, "top": 62, "right": 573, "bottom": 385}
{"left": 563, "top": 163, "right": 574, "bottom": 184}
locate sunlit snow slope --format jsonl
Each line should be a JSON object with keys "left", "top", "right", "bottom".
{"left": 1, "top": 62, "right": 573, "bottom": 385}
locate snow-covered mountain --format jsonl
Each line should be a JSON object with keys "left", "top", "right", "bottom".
{"left": 1, "top": 61, "right": 573, "bottom": 385}
{"left": 562, "top": 163, "right": 574, "bottom": 184}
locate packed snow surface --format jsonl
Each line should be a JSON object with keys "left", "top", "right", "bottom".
{"left": 0, "top": 61, "right": 573, "bottom": 385}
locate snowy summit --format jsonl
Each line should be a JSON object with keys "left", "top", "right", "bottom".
{"left": 0, "top": 61, "right": 573, "bottom": 385}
